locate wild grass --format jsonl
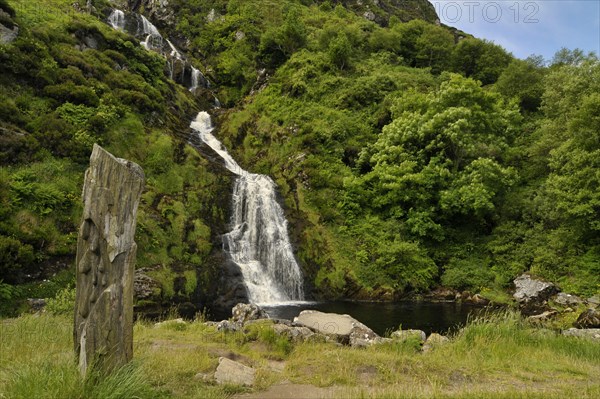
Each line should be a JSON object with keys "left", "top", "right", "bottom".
{"left": 1, "top": 312, "right": 599, "bottom": 398}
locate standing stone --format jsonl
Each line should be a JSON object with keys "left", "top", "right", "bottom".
{"left": 74, "top": 144, "right": 144, "bottom": 376}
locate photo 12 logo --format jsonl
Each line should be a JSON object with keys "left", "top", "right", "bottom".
{"left": 432, "top": 1, "right": 540, "bottom": 24}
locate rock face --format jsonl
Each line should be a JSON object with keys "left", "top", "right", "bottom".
{"left": 73, "top": 144, "right": 144, "bottom": 376}
{"left": 513, "top": 274, "right": 558, "bottom": 315}
{"left": 575, "top": 309, "right": 600, "bottom": 329}
{"left": 293, "top": 310, "right": 380, "bottom": 346}
{"left": 214, "top": 357, "right": 255, "bottom": 386}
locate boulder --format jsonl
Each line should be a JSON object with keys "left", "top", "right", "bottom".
{"left": 231, "top": 303, "right": 269, "bottom": 325}
{"left": 27, "top": 298, "right": 46, "bottom": 312}
{"left": 553, "top": 293, "right": 584, "bottom": 307}
{"left": 217, "top": 320, "right": 241, "bottom": 332}
{"left": 587, "top": 296, "right": 600, "bottom": 308}
{"left": 513, "top": 274, "right": 558, "bottom": 315}
{"left": 391, "top": 329, "right": 427, "bottom": 343}
{"left": 575, "top": 309, "right": 600, "bottom": 329}
{"left": 293, "top": 310, "right": 378, "bottom": 345}
{"left": 349, "top": 325, "right": 387, "bottom": 348}
{"left": 133, "top": 270, "right": 160, "bottom": 300}
{"left": 214, "top": 357, "right": 255, "bottom": 386}
{"left": 422, "top": 333, "right": 449, "bottom": 352}
{"left": 562, "top": 328, "right": 600, "bottom": 341}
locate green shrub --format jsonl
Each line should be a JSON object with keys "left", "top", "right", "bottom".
{"left": 46, "top": 287, "right": 76, "bottom": 315}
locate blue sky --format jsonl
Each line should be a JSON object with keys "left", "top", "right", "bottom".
{"left": 428, "top": 0, "right": 600, "bottom": 61}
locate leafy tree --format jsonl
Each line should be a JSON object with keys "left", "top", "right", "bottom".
{"left": 495, "top": 57, "right": 546, "bottom": 111}
{"left": 451, "top": 38, "right": 512, "bottom": 85}
{"left": 359, "top": 74, "right": 520, "bottom": 239}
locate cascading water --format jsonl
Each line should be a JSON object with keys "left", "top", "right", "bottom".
{"left": 108, "top": 9, "right": 126, "bottom": 30}
{"left": 139, "top": 15, "right": 162, "bottom": 50}
{"left": 190, "top": 112, "right": 304, "bottom": 303}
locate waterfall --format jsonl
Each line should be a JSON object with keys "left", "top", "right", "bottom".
{"left": 108, "top": 9, "right": 126, "bottom": 30}
{"left": 189, "top": 67, "right": 205, "bottom": 92}
{"left": 138, "top": 15, "right": 162, "bottom": 50}
{"left": 190, "top": 112, "right": 304, "bottom": 304}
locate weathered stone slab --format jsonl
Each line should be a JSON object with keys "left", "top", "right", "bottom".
{"left": 513, "top": 274, "right": 558, "bottom": 315}
{"left": 214, "top": 357, "right": 255, "bottom": 386}
{"left": 73, "top": 144, "right": 144, "bottom": 376}
{"left": 293, "top": 310, "right": 378, "bottom": 345}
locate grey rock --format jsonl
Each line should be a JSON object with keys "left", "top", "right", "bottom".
{"left": 0, "top": 22, "right": 18, "bottom": 44}
{"left": 391, "top": 329, "right": 427, "bottom": 343}
{"left": 587, "top": 296, "right": 600, "bottom": 307}
{"left": 214, "top": 357, "right": 255, "bottom": 386}
{"left": 575, "top": 309, "right": 600, "bottom": 329}
{"left": 154, "top": 318, "right": 187, "bottom": 328}
{"left": 513, "top": 274, "right": 558, "bottom": 315}
{"left": 217, "top": 320, "right": 240, "bottom": 332}
{"left": 363, "top": 11, "right": 376, "bottom": 21}
{"left": 422, "top": 333, "right": 449, "bottom": 352}
{"left": 562, "top": 328, "right": 600, "bottom": 341}
{"left": 553, "top": 292, "right": 584, "bottom": 307}
{"left": 74, "top": 145, "right": 144, "bottom": 376}
{"left": 194, "top": 372, "right": 213, "bottom": 382}
{"left": 527, "top": 310, "right": 558, "bottom": 323}
{"left": 231, "top": 303, "right": 269, "bottom": 325}
{"left": 133, "top": 270, "right": 159, "bottom": 300}
{"left": 293, "top": 310, "right": 379, "bottom": 345}
{"left": 273, "top": 324, "right": 316, "bottom": 343}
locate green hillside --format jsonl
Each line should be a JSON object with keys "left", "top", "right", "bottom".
{"left": 1, "top": 0, "right": 599, "bottom": 314}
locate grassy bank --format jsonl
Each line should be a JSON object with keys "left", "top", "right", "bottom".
{"left": 1, "top": 312, "right": 599, "bottom": 398}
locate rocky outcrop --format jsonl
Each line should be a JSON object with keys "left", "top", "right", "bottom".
{"left": 73, "top": 144, "right": 144, "bottom": 376}
{"left": 513, "top": 274, "right": 558, "bottom": 315}
{"left": 0, "top": 6, "right": 18, "bottom": 44}
{"left": 575, "top": 309, "right": 600, "bottom": 329}
{"left": 214, "top": 357, "right": 255, "bottom": 386}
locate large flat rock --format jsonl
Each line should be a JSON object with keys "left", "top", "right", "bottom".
{"left": 214, "top": 357, "right": 255, "bottom": 386}
{"left": 293, "top": 310, "right": 379, "bottom": 345}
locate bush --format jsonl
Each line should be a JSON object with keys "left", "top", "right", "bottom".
{"left": 46, "top": 287, "right": 76, "bottom": 315}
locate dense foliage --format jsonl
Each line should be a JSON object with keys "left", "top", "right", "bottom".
{"left": 0, "top": 0, "right": 598, "bottom": 314}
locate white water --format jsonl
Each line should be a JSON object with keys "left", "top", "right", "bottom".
{"left": 190, "top": 112, "right": 304, "bottom": 303}
{"left": 108, "top": 9, "right": 126, "bottom": 30}
{"left": 139, "top": 15, "right": 162, "bottom": 50}
{"left": 189, "top": 67, "right": 204, "bottom": 92}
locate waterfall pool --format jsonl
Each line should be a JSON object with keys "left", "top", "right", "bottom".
{"left": 257, "top": 301, "right": 490, "bottom": 335}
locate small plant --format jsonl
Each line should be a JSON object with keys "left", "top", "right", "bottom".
{"left": 46, "top": 287, "right": 76, "bottom": 315}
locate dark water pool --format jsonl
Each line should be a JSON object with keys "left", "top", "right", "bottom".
{"left": 259, "top": 301, "right": 485, "bottom": 336}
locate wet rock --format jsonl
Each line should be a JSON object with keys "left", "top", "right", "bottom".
{"left": 231, "top": 303, "right": 269, "bottom": 325}
{"left": 293, "top": 310, "right": 378, "bottom": 345}
{"left": 391, "top": 329, "right": 427, "bottom": 343}
{"left": 214, "top": 357, "right": 255, "bottom": 386}
{"left": 562, "top": 328, "right": 600, "bottom": 341}
{"left": 553, "top": 293, "right": 584, "bottom": 307}
{"left": 575, "top": 309, "right": 600, "bottom": 329}
{"left": 422, "top": 333, "right": 449, "bottom": 352}
{"left": 513, "top": 274, "right": 558, "bottom": 315}
{"left": 73, "top": 145, "right": 144, "bottom": 376}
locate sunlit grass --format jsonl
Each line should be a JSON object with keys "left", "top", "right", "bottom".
{"left": 1, "top": 312, "right": 599, "bottom": 398}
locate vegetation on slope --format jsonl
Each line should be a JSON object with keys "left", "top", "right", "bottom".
{"left": 0, "top": 0, "right": 599, "bottom": 312}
